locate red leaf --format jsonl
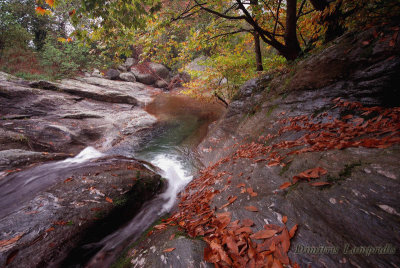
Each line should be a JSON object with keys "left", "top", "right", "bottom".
{"left": 63, "top": 177, "right": 73, "bottom": 183}
{"left": 241, "top": 219, "right": 254, "bottom": 227}
{"left": 250, "top": 229, "right": 278, "bottom": 240}
{"left": 163, "top": 247, "right": 175, "bottom": 252}
{"left": 105, "top": 197, "right": 113, "bottom": 203}
{"left": 282, "top": 216, "right": 287, "bottom": 224}
{"left": 247, "top": 187, "right": 258, "bottom": 197}
{"left": 289, "top": 224, "right": 298, "bottom": 238}
{"left": 245, "top": 206, "right": 258, "bottom": 212}
{"left": 309, "top": 181, "right": 331, "bottom": 187}
{"left": 236, "top": 183, "right": 246, "bottom": 188}
{"left": 0, "top": 233, "right": 23, "bottom": 248}
{"left": 279, "top": 182, "right": 292, "bottom": 190}
{"left": 45, "top": 227, "right": 55, "bottom": 232}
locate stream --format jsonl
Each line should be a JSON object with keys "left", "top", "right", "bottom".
{"left": 80, "top": 94, "right": 224, "bottom": 267}
{"left": 0, "top": 93, "right": 223, "bottom": 267}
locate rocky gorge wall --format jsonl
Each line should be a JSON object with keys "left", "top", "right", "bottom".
{"left": 124, "top": 26, "right": 400, "bottom": 267}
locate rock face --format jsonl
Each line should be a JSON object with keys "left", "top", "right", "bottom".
{"left": 154, "top": 79, "right": 168, "bottom": 88}
{"left": 0, "top": 155, "right": 164, "bottom": 268}
{"left": 119, "top": 72, "right": 136, "bottom": 82}
{"left": 106, "top": 68, "right": 120, "bottom": 80}
{"left": 148, "top": 62, "right": 170, "bottom": 79}
{"left": 91, "top": 68, "right": 102, "bottom": 78}
{"left": 0, "top": 72, "right": 158, "bottom": 160}
{"left": 119, "top": 27, "right": 400, "bottom": 267}
{"left": 130, "top": 67, "right": 157, "bottom": 85}
{"left": 0, "top": 72, "right": 166, "bottom": 267}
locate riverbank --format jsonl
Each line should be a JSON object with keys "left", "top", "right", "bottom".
{"left": 0, "top": 72, "right": 225, "bottom": 267}
{"left": 120, "top": 25, "right": 400, "bottom": 268}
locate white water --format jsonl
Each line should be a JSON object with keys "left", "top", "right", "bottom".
{"left": 62, "top": 146, "right": 104, "bottom": 164}
{"left": 150, "top": 153, "right": 193, "bottom": 212}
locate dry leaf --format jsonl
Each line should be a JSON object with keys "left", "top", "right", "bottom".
{"left": 251, "top": 229, "right": 278, "bottom": 240}
{"left": 279, "top": 182, "right": 292, "bottom": 190}
{"left": 163, "top": 247, "right": 175, "bottom": 252}
{"left": 309, "top": 181, "right": 331, "bottom": 187}
{"left": 245, "top": 206, "right": 258, "bottom": 212}
{"left": 105, "top": 197, "right": 113, "bottom": 203}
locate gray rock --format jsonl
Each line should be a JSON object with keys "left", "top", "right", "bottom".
{"left": 106, "top": 69, "right": 120, "bottom": 80}
{"left": 130, "top": 67, "right": 156, "bottom": 85}
{"left": 92, "top": 68, "right": 102, "bottom": 78}
{"left": 119, "top": 72, "right": 136, "bottom": 82}
{"left": 185, "top": 56, "right": 209, "bottom": 72}
{"left": 154, "top": 79, "right": 168, "bottom": 88}
{"left": 117, "top": 65, "right": 128, "bottom": 72}
{"left": 124, "top": 57, "right": 137, "bottom": 69}
{"left": 148, "top": 62, "right": 170, "bottom": 79}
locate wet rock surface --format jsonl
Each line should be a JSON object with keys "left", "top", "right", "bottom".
{"left": 0, "top": 156, "right": 164, "bottom": 268}
{"left": 119, "top": 27, "right": 400, "bottom": 267}
{"left": 0, "top": 72, "right": 166, "bottom": 267}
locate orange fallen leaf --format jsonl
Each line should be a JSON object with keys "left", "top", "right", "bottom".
{"left": 309, "top": 182, "right": 331, "bottom": 187}
{"left": 105, "top": 197, "right": 113, "bottom": 203}
{"left": 282, "top": 216, "right": 287, "bottom": 224}
{"left": 163, "top": 247, "right": 175, "bottom": 252}
{"left": 250, "top": 229, "right": 278, "bottom": 240}
{"left": 46, "top": 227, "right": 55, "bottom": 232}
{"left": 63, "top": 177, "right": 73, "bottom": 183}
{"left": 241, "top": 219, "right": 254, "bottom": 227}
{"left": 289, "top": 224, "right": 298, "bottom": 238}
{"left": 247, "top": 187, "right": 258, "bottom": 197}
{"left": 0, "top": 233, "right": 23, "bottom": 248}
{"left": 245, "top": 206, "right": 258, "bottom": 212}
{"left": 279, "top": 182, "right": 292, "bottom": 190}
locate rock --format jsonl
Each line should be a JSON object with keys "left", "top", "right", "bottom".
{"left": 148, "top": 62, "right": 170, "bottom": 79}
{"left": 185, "top": 56, "right": 209, "bottom": 72}
{"left": 168, "top": 72, "right": 191, "bottom": 90}
{"left": 130, "top": 67, "right": 156, "bottom": 85}
{"left": 154, "top": 79, "right": 168, "bottom": 88}
{"left": 124, "top": 57, "right": 137, "bottom": 69}
{"left": 119, "top": 72, "right": 136, "bottom": 82}
{"left": 92, "top": 68, "right": 102, "bottom": 78}
{"left": 117, "top": 65, "right": 128, "bottom": 72}
{"left": 0, "top": 155, "right": 164, "bottom": 268}
{"left": 106, "top": 69, "right": 120, "bottom": 80}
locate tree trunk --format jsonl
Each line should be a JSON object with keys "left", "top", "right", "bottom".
{"left": 253, "top": 32, "right": 263, "bottom": 71}
{"left": 283, "top": 0, "right": 301, "bottom": 60}
{"left": 309, "top": 0, "right": 330, "bottom": 11}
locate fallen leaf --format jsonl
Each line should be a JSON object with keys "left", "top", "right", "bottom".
{"left": 282, "top": 216, "right": 287, "bottom": 224}
{"left": 45, "top": 227, "right": 55, "bottom": 232}
{"left": 279, "top": 182, "right": 292, "bottom": 190}
{"left": 309, "top": 181, "right": 331, "bottom": 187}
{"left": 247, "top": 187, "right": 258, "bottom": 197}
{"left": 245, "top": 206, "right": 258, "bottom": 212}
{"left": 64, "top": 177, "right": 73, "bottom": 183}
{"left": 0, "top": 233, "right": 23, "bottom": 249}
{"left": 169, "top": 234, "right": 175, "bottom": 240}
{"left": 53, "top": 221, "right": 67, "bottom": 226}
{"left": 219, "top": 196, "right": 237, "bottom": 209}
{"left": 236, "top": 183, "right": 246, "bottom": 188}
{"left": 241, "top": 219, "right": 254, "bottom": 227}
{"left": 105, "top": 197, "right": 113, "bottom": 203}
{"left": 251, "top": 229, "right": 278, "bottom": 240}
{"left": 289, "top": 224, "right": 298, "bottom": 238}
{"left": 163, "top": 247, "right": 175, "bottom": 252}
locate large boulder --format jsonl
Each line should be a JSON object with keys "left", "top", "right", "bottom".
{"left": 185, "top": 56, "right": 209, "bottom": 72}
{"left": 105, "top": 69, "right": 120, "bottom": 80}
{"left": 117, "top": 65, "right": 128, "bottom": 72}
{"left": 154, "top": 79, "right": 168, "bottom": 89}
{"left": 119, "top": 72, "right": 136, "bottom": 82}
{"left": 130, "top": 67, "right": 156, "bottom": 85}
{"left": 148, "top": 62, "right": 170, "bottom": 79}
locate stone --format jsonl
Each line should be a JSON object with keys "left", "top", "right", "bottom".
{"left": 130, "top": 67, "right": 156, "bottom": 85}
{"left": 106, "top": 69, "right": 120, "bottom": 80}
{"left": 119, "top": 72, "right": 136, "bottom": 82}
{"left": 124, "top": 57, "right": 137, "bottom": 69}
{"left": 117, "top": 65, "right": 128, "bottom": 72}
{"left": 154, "top": 79, "right": 168, "bottom": 88}
{"left": 92, "top": 68, "right": 102, "bottom": 78}
{"left": 148, "top": 62, "right": 170, "bottom": 79}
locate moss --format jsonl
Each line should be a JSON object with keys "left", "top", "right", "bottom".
{"left": 266, "top": 104, "right": 279, "bottom": 117}
{"left": 327, "top": 161, "right": 362, "bottom": 183}
{"left": 279, "top": 161, "right": 292, "bottom": 176}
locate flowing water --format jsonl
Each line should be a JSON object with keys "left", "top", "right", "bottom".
{"left": 81, "top": 94, "right": 224, "bottom": 267}
{"left": 0, "top": 93, "right": 224, "bottom": 267}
